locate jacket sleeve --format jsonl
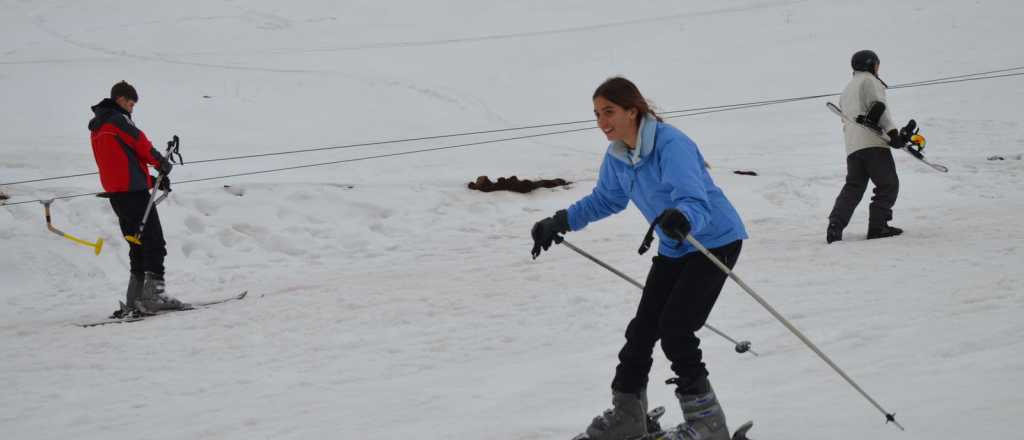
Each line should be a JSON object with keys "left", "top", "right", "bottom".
{"left": 863, "top": 78, "right": 897, "bottom": 132}
{"left": 659, "top": 138, "right": 713, "bottom": 235}
{"left": 133, "top": 129, "right": 165, "bottom": 169}
{"left": 566, "top": 154, "right": 630, "bottom": 231}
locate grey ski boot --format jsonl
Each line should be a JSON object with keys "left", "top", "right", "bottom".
{"left": 667, "top": 377, "right": 730, "bottom": 440}
{"left": 126, "top": 272, "right": 143, "bottom": 310}
{"left": 110, "top": 273, "right": 145, "bottom": 318}
{"left": 135, "top": 272, "right": 189, "bottom": 314}
{"left": 584, "top": 389, "right": 648, "bottom": 440}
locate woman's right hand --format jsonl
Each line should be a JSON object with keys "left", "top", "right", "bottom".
{"left": 531, "top": 210, "right": 569, "bottom": 259}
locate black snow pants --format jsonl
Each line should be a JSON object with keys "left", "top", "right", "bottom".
{"left": 828, "top": 147, "right": 900, "bottom": 229}
{"left": 109, "top": 190, "right": 166, "bottom": 276}
{"left": 611, "top": 240, "right": 742, "bottom": 394}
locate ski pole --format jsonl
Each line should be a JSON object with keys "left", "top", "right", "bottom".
{"left": 556, "top": 237, "right": 757, "bottom": 356}
{"left": 41, "top": 199, "right": 104, "bottom": 255}
{"left": 682, "top": 233, "right": 904, "bottom": 431}
{"left": 126, "top": 135, "right": 180, "bottom": 245}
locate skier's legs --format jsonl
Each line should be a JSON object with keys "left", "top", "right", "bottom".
{"left": 659, "top": 241, "right": 742, "bottom": 387}
{"left": 590, "top": 258, "right": 684, "bottom": 440}
{"left": 611, "top": 256, "right": 684, "bottom": 394}
{"left": 864, "top": 148, "right": 899, "bottom": 227}
{"left": 828, "top": 153, "right": 870, "bottom": 229}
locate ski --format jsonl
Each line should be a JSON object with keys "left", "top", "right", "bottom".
{"left": 826, "top": 102, "right": 949, "bottom": 173}
{"left": 76, "top": 291, "right": 248, "bottom": 328}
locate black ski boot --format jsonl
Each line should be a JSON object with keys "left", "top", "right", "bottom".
{"left": 867, "top": 223, "right": 903, "bottom": 240}
{"left": 136, "top": 272, "right": 189, "bottom": 314}
{"left": 826, "top": 222, "right": 843, "bottom": 244}
{"left": 109, "top": 273, "right": 144, "bottom": 318}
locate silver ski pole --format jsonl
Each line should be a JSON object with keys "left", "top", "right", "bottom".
{"left": 683, "top": 234, "right": 904, "bottom": 431}
{"left": 557, "top": 237, "right": 757, "bottom": 356}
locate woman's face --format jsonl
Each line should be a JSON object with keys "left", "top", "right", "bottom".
{"left": 593, "top": 96, "right": 638, "bottom": 145}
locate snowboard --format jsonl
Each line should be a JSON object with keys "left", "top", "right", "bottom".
{"left": 826, "top": 101, "right": 948, "bottom": 173}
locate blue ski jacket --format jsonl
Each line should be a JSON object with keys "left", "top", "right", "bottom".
{"left": 566, "top": 114, "right": 747, "bottom": 258}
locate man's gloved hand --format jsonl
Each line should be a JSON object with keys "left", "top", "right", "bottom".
{"left": 899, "top": 119, "right": 918, "bottom": 139}
{"left": 157, "top": 175, "right": 171, "bottom": 192}
{"left": 658, "top": 208, "right": 691, "bottom": 241}
{"left": 157, "top": 156, "right": 173, "bottom": 175}
{"left": 887, "top": 129, "right": 906, "bottom": 149}
{"left": 531, "top": 210, "right": 569, "bottom": 259}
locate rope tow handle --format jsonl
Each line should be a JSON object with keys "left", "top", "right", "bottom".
{"left": 126, "top": 135, "right": 180, "bottom": 245}
{"left": 41, "top": 199, "right": 104, "bottom": 255}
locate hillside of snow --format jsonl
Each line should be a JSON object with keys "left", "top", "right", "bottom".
{"left": 2, "top": 1, "right": 1023, "bottom": 439}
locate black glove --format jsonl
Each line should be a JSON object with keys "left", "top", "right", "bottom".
{"left": 899, "top": 119, "right": 918, "bottom": 139}
{"left": 531, "top": 210, "right": 569, "bottom": 259}
{"left": 886, "top": 129, "right": 906, "bottom": 149}
{"left": 157, "top": 175, "right": 171, "bottom": 192}
{"left": 157, "top": 156, "right": 173, "bottom": 175}
{"left": 658, "top": 208, "right": 691, "bottom": 241}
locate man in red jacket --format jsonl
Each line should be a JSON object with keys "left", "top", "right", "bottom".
{"left": 90, "top": 81, "right": 186, "bottom": 317}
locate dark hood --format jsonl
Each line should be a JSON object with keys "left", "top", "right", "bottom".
{"left": 88, "top": 98, "right": 130, "bottom": 131}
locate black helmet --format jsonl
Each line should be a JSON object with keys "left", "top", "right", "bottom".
{"left": 851, "top": 50, "right": 879, "bottom": 73}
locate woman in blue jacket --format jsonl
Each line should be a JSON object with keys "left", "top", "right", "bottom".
{"left": 531, "top": 77, "right": 747, "bottom": 440}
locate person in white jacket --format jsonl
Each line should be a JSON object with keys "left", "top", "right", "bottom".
{"left": 827, "top": 50, "right": 914, "bottom": 243}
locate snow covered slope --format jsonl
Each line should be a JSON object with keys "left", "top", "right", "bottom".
{"left": 2, "top": 0, "right": 1023, "bottom": 438}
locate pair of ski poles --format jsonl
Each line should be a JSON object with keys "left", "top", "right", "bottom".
{"left": 125, "top": 135, "right": 181, "bottom": 245}
{"left": 553, "top": 233, "right": 903, "bottom": 431}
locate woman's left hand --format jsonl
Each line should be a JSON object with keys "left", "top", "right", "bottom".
{"left": 658, "top": 208, "right": 691, "bottom": 241}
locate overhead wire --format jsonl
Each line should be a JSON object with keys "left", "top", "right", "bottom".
{"left": 2, "top": 66, "right": 1023, "bottom": 207}
{"left": 4, "top": 66, "right": 1023, "bottom": 188}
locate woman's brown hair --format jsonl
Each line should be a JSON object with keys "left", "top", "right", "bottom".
{"left": 592, "top": 77, "right": 663, "bottom": 126}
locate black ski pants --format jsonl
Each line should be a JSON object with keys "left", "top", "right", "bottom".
{"left": 611, "top": 240, "right": 742, "bottom": 394}
{"left": 828, "top": 147, "right": 899, "bottom": 229}
{"left": 109, "top": 190, "right": 166, "bottom": 276}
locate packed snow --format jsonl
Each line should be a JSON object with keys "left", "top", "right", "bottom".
{"left": 2, "top": 1, "right": 1023, "bottom": 439}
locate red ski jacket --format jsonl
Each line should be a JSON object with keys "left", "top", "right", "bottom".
{"left": 89, "top": 99, "right": 165, "bottom": 193}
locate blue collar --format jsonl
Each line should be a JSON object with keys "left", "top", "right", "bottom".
{"left": 608, "top": 114, "right": 658, "bottom": 166}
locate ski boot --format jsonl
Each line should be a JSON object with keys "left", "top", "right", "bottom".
{"left": 867, "top": 223, "right": 903, "bottom": 240}
{"left": 665, "top": 377, "right": 730, "bottom": 440}
{"left": 109, "top": 273, "right": 144, "bottom": 318}
{"left": 583, "top": 389, "right": 648, "bottom": 440}
{"left": 826, "top": 222, "right": 843, "bottom": 244}
{"left": 135, "top": 272, "right": 190, "bottom": 314}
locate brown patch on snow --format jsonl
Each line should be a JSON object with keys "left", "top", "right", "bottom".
{"left": 468, "top": 175, "right": 570, "bottom": 193}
